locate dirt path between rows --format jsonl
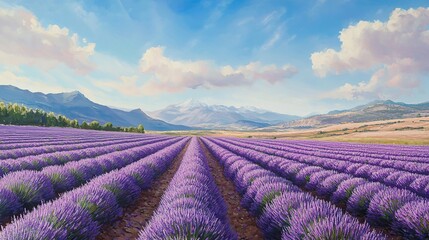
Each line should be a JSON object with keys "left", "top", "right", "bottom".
{"left": 199, "top": 138, "right": 263, "bottom": 240}
{"left": 97, "top": 141, "right": 189, "bottom": 240}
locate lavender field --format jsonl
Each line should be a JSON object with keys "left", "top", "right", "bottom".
{"left": 0, "top": 125, "right": 428, "bottom": 240}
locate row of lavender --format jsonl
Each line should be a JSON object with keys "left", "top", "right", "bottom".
{"left": 0, "top": 134, "right": 165, "bottom": 160}
{"left": 0, "top": 135, "right": 183, "bottom": 224}
{"left": 139, "top": 137, "right": 237, "bottom": 239}
{"left": 202, "top": 138, "right": 383, "bottom": 239}
{"left": 288, "top": 139, "right": 429, "bottom": 157}
{"left": 0, "top": 136, "right": 172, "bottom": 178}
{"left": 0, "top": 134, "right": 143, "bottom": 151}
{"left": 0, "top": 125, "right": 143, "bottom": 142}
{"left": 220, "top": 138, "right": 429, "bottom": 197}
{"left": 243, "top": 138, "right": 429, "bottom": 164}
{"left": 209, "top": 137, "right": 429, "bottom": 239}
{"left": 0, "top": 137, "right": 189, "bottom": 239}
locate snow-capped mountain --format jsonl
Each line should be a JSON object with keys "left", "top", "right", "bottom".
{"left": 148, "top": 99, "right": 301, "bottom": 129}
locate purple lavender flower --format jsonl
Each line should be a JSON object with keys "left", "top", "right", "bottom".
{"left": 0, "top": 218, "right": 67, "bottom": 240}
{"left": 241, "top": 176, "right": 290, "bottom": 210}
{"left": 80, "top": 159, "right": 104, "bottom": 176}
{"left": 294, "top": 166, "right": 323, "bottom": 187}
{"left": 161, "top": 185, "right": 227, "bottom": 220}
{"left": 281, "top": 162, "right": 307, "bottom": 180}
{"left": 305, "top": 170, "right": 336, "bottom": 191}
{"left": 347, "top": 182, "right": 387, "bottom": 217}
{"left": 396, "top": 173, "right": 420, "bottom": 189}
{"left": 331, "top": 177, "right": 367, "bottom": 205}
{"left": 235, "top": 169, "right": 274, "bottom": 195}
{"left": 225, "top": 159, "right": 248, "bottom": 179}
{"left": 316, "top": 173, "right": 352, "bottom": 198}
{"left": 157, "top": 197, "right": 210, "bottom": 215}
{"left": 62, "top": 186, "right": 122, "bottom": 224}
{"left": 383, "top": 171, "right": 405, "bottom": 186}
{"left": 41, "top": 165, "right": 77, "bottom": 193}
{"left": 370, "top": 168, "right": 396, "bottom": 182}
{"left": 249, "top": 182, "right": 300, "bottom": 216}
{"left": 394, "top": 200, "right": 429, "bottom": 239}
{"left": 288, "top": 211, "right": 385, "bottom": 240}
{"left": 258, "top": 192, "right": 314, "bottom": 239}
{"left": 121, "top": 163, "right": 156, "bottom": 190}
{"left": 92, "top": 172, "right": 141, "bottom": 207}
{"left": 281, "top": 200, "right": 343, "bottom": 239}
{"left": 345, "top": 163, "right": 363, "bottom": 174}
{"left": 366, "top": 188, "right": 421, "bottom": 227}
{"left": 410, "top": 176, "right": 429, "bottom": 198}
{"left": 354, "top": 165, "right": 379, "bottom": 179}
{"left": 63, "top": 162, "right": 93, "bottom": 185}
{"left": 137, "top": 137, "right": 236, "bottom": 239}
{"left": 27, "top": 200, "right": 99, "bottom": 239}
{"left": 138, "top": 208, "right": 237, "bottom": 240}
{"left": 0, "top": 188, "right": 22, "bottom": 223}
{"left": 0, "top": 161, "right": 12, "bottom": 177}
{"left": 0, "top": 170, "right": 55, "bottom": 209}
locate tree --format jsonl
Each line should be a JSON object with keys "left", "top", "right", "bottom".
{"left": 89, "top": 121, "right": 100, "bottom": 130}
{"left": 137, "top": 124, "right": 145, "bottom": 133}
{"left": 57, "top": 115, "right": 69, "bottom": 127}
{"left": 0, "top": 101, "right": 145, "bottom": 134}
{"left": 47, "top": 112, "right": 58, "bottom": 126}
{"left": 81, "top": 121, "right": 89, "bottom": 129}
{"left": 102, "top": 122, "right": 113, "bottom": 131}
{"left": 70, "top": 119, "right": 79, "bottom": 128}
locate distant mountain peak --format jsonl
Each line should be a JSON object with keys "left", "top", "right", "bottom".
{"left": 130, "top": 108, "right": 144, "bottom": 113}
{"left": 0, "top": 85, "right": 192, "bottom": 131}
{"left": 61, "top": 90, "right": 84, "bottom": 99}
{"left": 177, "top": 99, "right": 207, "bottom": 108}
{"left": 44, "top": 90, "right": 90, "bottom": 104}
{"left": 149, "top": 100, "right": 300, "bottom": 129}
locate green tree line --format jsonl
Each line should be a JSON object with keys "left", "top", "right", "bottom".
{"left": 0, "top": 102, "right": 144, "bottom": 133}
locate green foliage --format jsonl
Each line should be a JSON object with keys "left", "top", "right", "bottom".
{"left": 0, "top": 101, "right": 144, "bottom": 134}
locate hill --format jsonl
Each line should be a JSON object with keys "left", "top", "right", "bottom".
{"left": 0, "top": 85, "right": 191, "bottom": 131}
{"left": 275, "top": 100, "right": 429, "bottom": 129}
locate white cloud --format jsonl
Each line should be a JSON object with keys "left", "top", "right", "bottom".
{"left": 311, "top": 7, "right": 429, "bottom": 99}
{"left": 261, "top": 29, "right": 281, "bottom": 50}
{"left": 138, "top": 46, "right": 298, "bottom": 95}
{"left": 322, "top": 69, "right": 382, "bottom": 100}
{"left": 261, "top": 9, "right": 286, "bottom": 27}
{"left": 0, "top": 7, "right": 95, "bottom": 74}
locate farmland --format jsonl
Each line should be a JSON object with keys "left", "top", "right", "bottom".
{"left": 0, "top": 125, "right": 428, "bottom": 239}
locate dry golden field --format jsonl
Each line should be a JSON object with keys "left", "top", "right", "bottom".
{"left": 151, "top": 116, "right": 429, "bottom": 145}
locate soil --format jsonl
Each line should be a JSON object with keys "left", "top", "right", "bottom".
{"left": 96, "top": 142, "right": 189, "bottom": 240}
{"left": 199, "top": 138, "right": 263, "bottom": 240}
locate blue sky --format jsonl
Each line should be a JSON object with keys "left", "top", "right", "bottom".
{"left": 0, "top": 0, "right": 428, "bottom": 116}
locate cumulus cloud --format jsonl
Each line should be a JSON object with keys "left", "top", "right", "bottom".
{"left": 0, "top": 7, "right": 95, "bottom": 74}
{"left": 311, "top": 7, "right": 429, "bottom": 99}
{"left": 322, "top": 69, "right": 382, "bottom": 100}
{"left": 139, "top": 47, "right": 298, "bottom": 94}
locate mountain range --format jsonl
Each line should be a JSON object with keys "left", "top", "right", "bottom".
{"left": 149, "top": 99, "right": 300, "bottom": 130}
{"left": 1, "top": 85, "right": 428, "bottom": 131}
{"left": 275, "top": 100, "right": 429, "bottom": 129}
{"left": 0, "top": 85, "right": 191, "bottom": 131}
